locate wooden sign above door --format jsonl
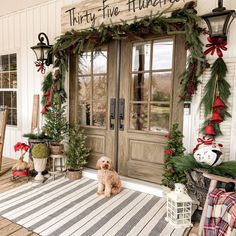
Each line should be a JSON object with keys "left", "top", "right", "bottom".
{"left": 61, "top": 0, "right": 197, "bottom": 32}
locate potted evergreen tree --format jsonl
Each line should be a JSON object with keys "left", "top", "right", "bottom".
{"left": 31, "top": 143, "right": 50, "bottom": 182}
{"left": 43, "top": 95, "right": 69, "bottom": 154}
{"left": 65, "top": 126, "right": 91, "bottom": 180}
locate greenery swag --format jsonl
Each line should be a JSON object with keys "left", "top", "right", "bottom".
{"left": 201, "top": 57, "right": 231, "bottom": 136}
{"left": 171, "top": 154, "right": 236, "bottom": 179}
{"left": 41, "top": 1, "right": 207, "bottom": 106}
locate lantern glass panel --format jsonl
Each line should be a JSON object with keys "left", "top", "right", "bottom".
{"left": 208, "top": 15, "right": 228, "bottom": 36}
{"left": 32, "top": 48, "right": 41, "bottom": 61}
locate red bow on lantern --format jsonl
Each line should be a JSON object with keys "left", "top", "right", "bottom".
{"left": 35, "top": 61, "right": 46, "bottom": 74}
{"left": 204, "top": 37, "right": 227, "bottom": 58}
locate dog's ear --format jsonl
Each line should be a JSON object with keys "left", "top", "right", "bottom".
{"left": 96, "top": 159, "right": 101, "bottom": 170}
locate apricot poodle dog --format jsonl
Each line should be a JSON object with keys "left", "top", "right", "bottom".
{"left": 96, "top": 156, "right": 122, "bottom": 197}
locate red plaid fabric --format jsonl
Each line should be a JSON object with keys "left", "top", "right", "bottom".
{"left": 204, "top": 189, "right": 236, "bottom": 236}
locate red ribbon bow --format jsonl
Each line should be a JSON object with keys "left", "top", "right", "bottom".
{"left": 193, "top": 137, "right": 214, "bottom": 153}
{"left": 35, "top": 61, "right": 46, "bottom": 74}
{"left": 204, "top": 37, "right": 227, "bottom": 58}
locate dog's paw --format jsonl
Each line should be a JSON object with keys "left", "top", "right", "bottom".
{"left": 104, "top": 193, "right": 111, "bottom": 197}
{"left": 97, "top": 191, "right": 103, "bottom": 195}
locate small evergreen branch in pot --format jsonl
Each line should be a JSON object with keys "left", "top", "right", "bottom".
{"left": 65, "top": 126, "right": 91, "bottom": 179}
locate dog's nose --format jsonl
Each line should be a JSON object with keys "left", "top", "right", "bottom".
{"left": 104, "top": 164, "right": 108, "bottom": 169}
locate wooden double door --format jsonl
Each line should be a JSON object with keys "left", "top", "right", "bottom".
{"left": 69, "top": 36, "right": 186, "bottom": 184}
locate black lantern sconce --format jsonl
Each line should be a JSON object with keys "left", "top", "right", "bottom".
{"left": 31, "top": 32, "right": 53, "bottom": 73}
{"left": 202, "top": 0, "right": 235, "bottom": 38}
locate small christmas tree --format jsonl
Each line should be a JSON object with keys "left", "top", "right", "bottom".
{"left": 162, "top": 123, "right": 186, "bottom": 188}
{"left": 43, "top": 95, "right": 69, "bottom": 145}
{"left": 65, "top": 126, "right": 91, "bottom": 171}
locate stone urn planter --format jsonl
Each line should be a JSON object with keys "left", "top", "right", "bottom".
{"left": 33, "top": 158, "right": 48, "bottom": 182}
{"left": 31, "top": 143, "right": 50, "bottom": 182}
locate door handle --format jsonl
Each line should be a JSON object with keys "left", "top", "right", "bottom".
{"left": 119, "top": 98, "right": 125, "bottom": 130}
{"left": 110, "top": 98, "right": 116, "bottom": 130}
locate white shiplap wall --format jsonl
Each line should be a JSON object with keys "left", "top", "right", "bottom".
{"left": 0, "top": 0, "right": 75, "bottom": 159}
{"left": 0, "top": 0, "right": 236, "bottom": 162}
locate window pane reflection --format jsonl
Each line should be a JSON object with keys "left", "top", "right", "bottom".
{"left": 93, "top": 75, "right": 107, "bottom": 100}
{"left": 93, "top": 51, "right": 107, "bottom": 74}
{"left": 151, "top": 72, "right": 172, "bottom": 101}
{"left": 130, "top": 39, "right": 173, "bottom": 133}
{"left": 132, "top": 42, "right": 151, "bottom": 72}
{"left": 78, "top": 76, "right": 91, "bottom": 101}
{"left": 92, "top": 102, "right": 106, "bottom": 127}
{"left": 152, "top": 40, "right": 173, "bottom": 70}
{"left": 78, "top": 52, "right": 91, "bottom": 75}
{"left": 150, "top": 104, "right": 170, "bottom": 132}
{"left": 2, "top": 55, "right": 9, "bottom": 71}
{"left": 10, "top": 54, "right": 17, "bottom": 70}
{"left": 10, "top": 72, "right": 17, "bottom": 88}
{"left": 0, "top": 53, "right": 17, "bottom": 125}
{"left": 130, "top": 104, "right": 148, "bottom": 131}
{"left": 77, "top": 48, "right": 108, "bottom": 128}
{"left": 131, "top": 73, "right": 149, "bottom": 101}
{"left": 79, "top": 102, "right": 91, "bottom": 126}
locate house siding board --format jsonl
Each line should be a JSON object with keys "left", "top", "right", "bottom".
{"left": 0, "top": 0, "right": 235, "bottom": 164}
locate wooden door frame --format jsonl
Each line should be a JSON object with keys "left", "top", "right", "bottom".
{"left": 68, "top": 35, "right": 186, "bottom": 179}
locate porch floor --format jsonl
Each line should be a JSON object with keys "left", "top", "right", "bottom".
{"left": 0, "top": 158, "right": 197, "bottom": 236}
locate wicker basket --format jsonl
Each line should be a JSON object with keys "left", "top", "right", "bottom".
{"left": 66, "top": 170, "right": 82, "bottom": 180}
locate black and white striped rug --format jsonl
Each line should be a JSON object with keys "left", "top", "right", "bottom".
{"left": 0, "top": 177, "right": 186, "bottom": 236}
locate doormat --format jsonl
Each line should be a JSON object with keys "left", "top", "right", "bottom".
{"left": 0, "top": 177, "right": 186, "bottom": 236}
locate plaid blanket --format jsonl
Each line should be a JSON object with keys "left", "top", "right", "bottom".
{"left": 204, "top": 189, "right": 236, "bottom": 236}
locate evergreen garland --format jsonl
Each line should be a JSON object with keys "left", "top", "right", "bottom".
{"left": 171, "top": 154, "right": 236, "bottom": 179}
{"left": 162, "top": 123, "right": 187, "bottom": 188}
{"left": 41, "top": 70, "right": 67, "bottom": 113}
{"left": 48, "top": 1, "right": 206, "bottom": 102}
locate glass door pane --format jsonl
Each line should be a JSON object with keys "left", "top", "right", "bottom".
{"left": 130, "top": 39, "right": 174, "bottom": 133}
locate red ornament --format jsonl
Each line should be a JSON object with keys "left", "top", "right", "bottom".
{"left": 45, "top": 100, "right": 51, "bottom": 107}
{"left": 210, "top": 110, "right": 223, "bottom": 123}
{"left": 44, "top": 89, "right": 50, "bottom": 97}
{"left": 41, "top": 107, "right": 47, "bottom": 114}
{"left": 204, "top": 123, "right": 215, "bottom": 135}
{"left": 213, "top": 97, "right": 226, "bottom": 110}
{"left": 165, "top": 149, "right": 174, "bottom": 156}
{"left": 164, "top": 134, "right": 172, "bottom": 139}
{"left": 204, "top": 36, "right": 227, "bottom": 58}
